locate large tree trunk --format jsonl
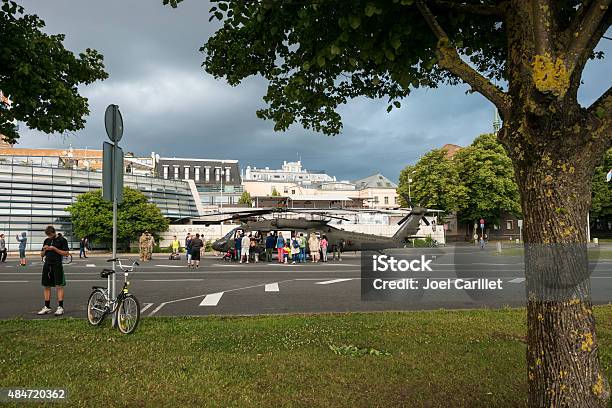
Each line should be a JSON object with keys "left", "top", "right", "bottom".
{"left": 508, "top": 122, "right": 610, "bottom": 407}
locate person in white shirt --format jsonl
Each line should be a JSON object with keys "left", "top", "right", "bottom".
{"left": 240, "top": 234, "right": 251, "bottom": 264}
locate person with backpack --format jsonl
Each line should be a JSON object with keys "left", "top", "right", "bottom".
{"left": 298, "top": 232, "right": 307, "bottom": 263}
{"left": 265, "top": 232, "right": 275, "bottom": 262}
{"left": 276, "top": 232, "right": 285, "bottom": 263}
{"left": 291, "top": 234, "right": 301, "bottom": 264}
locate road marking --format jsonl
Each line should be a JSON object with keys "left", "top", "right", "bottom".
{"left": 0, "top": 280, "right": 29, "bottom": 283}
{"left": 143, "top": 279, "right": 203, "bottom": 282}
{"left": 199, "top": 292, "right": 224, "bottom": 306}
{"left": 149, "top": 304, "right": 166, "bottom": 316}
{"left": 265, "top": 282, "right": 279, "bottom": 292}
{"left": 86, "top": 264, "right": 96, "bottom": 267}
{"left": 154, "top": 265, "right": 186, "bottom": 268}
{"left": 140, "top": 303, "right": 154, "bottom": 313}
{"left": 508, "top": 278, "right": 525, "bottom": 283}
{"left": 315, "top": 278, "right": 355, "bottom": 285}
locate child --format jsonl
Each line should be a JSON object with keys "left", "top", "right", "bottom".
{"left": 283, "top": 242, "right": 291, "bottom": 264}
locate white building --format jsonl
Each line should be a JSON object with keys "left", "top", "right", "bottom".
{"left": 243, "top": 160, "right": 335, "bottom": 184}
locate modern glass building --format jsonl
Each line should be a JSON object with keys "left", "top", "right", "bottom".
{"left": 0, "top": 155, "right": 201, "bottom": 250}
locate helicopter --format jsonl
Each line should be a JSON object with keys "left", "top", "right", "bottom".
{"left": 204, "top": 196, "right": 440, "bottom": 256}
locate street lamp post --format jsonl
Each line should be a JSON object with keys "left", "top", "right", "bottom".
{"left": 408, "top": 170, "right": 416, "bottom": 206}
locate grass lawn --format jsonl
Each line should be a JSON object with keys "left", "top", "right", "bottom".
{"left": 2, "top": 307, "right": 612, "bottom": 407}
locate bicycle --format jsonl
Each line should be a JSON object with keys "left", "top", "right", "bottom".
{"left": 86, "top": 258, "right": 141, "bottom": 334}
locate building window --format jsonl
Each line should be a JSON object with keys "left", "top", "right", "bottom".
{"left": 384, "top": 196, "right": 389, "bottom": 205}
{"left": 215, "top": 168, "right": 221, "bottom": 182}
{"left": 184, "top": 166, "right": 190, "bottom": 180}
{"left": 373, "top": 196, "right": 379, "bottom": 204}
{"left": 162, "top": 166, "right": 168, "bottom": 179}
{"left": 506, "top": 220, "right": 513, "bottom": 230}
{"left": 394, "top": 196, "right": 398, "bottom": 204}
{"left": 173, "top": 166, "right": 179, "bottom": 179}
{"left": 205, "top": 167, "right": 210, "bottom": 182}
{"left": 225, "top": 167, "right": 231, "bottom": 183}
{"left": 194, "top": 167, "right": 200, "bottom": 182}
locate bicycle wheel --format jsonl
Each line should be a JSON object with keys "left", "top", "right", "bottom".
{"left": 63, "top": 254, "right": 73, "bottom": 264}
{"left": 116, "top": 294, "right": 140, "bottom": 334}
{"left": 87, "top": 289, "right": 108, "bottom": 326}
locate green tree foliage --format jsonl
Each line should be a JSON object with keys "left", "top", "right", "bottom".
{"left": 397, "top": 148, "right": 467, "bottom": 213}
{"left": 238, "top": 191, "right": 252, "bottom": 205}
{"left": 591, "top": 148, "right": 612, "bottom": 220}
{"left": 454, "top": 134, "right": 521, "bottom": 225}
{"left": 0, "top": 0, "right": 107, "bottom": 143}
{"left": 66, "top": 188, "right": 169, "bottom": 246}
{"left": 271, "top": 188, "right": 280, "bottom": 197}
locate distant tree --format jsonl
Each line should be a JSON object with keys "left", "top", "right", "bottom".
{"left": 0, "top": 0, "right": 107, "bottom": 143}
{"left": 66, "top": 188, "right": 169, "bottom": 248}
{"left": 590, "top": 148, "right": 612, "bottom": 220}
{"left": 454, "top": 134, "right": 521, "bottom": 226}
{"left": 238, "top": 191, "right": 253, "bottom": 206}
{"left": 270, "top": 188, "right": 280, "bottom": 197}
{"left": 397, "top": 148, "right": 468, "bottom": 213}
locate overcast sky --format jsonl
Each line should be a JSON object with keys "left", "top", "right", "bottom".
{"left": 14, "top": 0, "right": 611, "bottom": 182}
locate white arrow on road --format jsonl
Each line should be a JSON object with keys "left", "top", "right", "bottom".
{"left": 508, "top": 278, "right": 525, "bottom": 283}
{"left": 199, "top": 292, "right": 224, "bottom": 306}
{"left": 265, "top": 282, "right": 279, "bottom": 292}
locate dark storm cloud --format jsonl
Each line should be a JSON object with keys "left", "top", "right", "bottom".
{"left": 14, "top": 1, "right": 612, "bottom": 182}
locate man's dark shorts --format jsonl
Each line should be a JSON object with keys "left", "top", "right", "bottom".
{"left": 42, "top": 262, "right": 66, "bottom": 287}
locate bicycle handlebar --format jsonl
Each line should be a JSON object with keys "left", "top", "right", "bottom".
{"left": 106, "top": 258, "right": 139, "bottom": 271}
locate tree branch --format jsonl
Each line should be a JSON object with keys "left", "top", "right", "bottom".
{"left": 415, "top": 0, "right": 511, "bottom": 118}
{"left": 587, "top": 86, "right": 612, "bottom": 149}
{"left": 566, "top": 0, "right": 611, "bottom": 76}
{"left": 531, "top": 0, "right": 555, "bottom": 56}
{"left": 429, "top": 0, "right": 505, "bottom": 17}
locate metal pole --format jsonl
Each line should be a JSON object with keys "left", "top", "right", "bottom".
{"left": 408, "top": 180, "right": 411, "bottom": 204}
{"left": 220, "top": 166, "right": 224, "bottom": 210}
{"left": 111, "top": 145, "right": 118, "bottom": 301}
{"left": 587, "top": 212, "right": 590, "bottom": 243}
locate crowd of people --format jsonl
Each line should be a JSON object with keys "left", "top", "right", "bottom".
{"left": 226, "top": 231, "right": 332, "bottom": 264}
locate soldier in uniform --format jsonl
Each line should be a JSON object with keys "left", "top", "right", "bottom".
{"left": 147, "top": 233, "right": 155, "bottom": 260}
{"left": 139, "top": 231, "right": 148, "bottom": 262}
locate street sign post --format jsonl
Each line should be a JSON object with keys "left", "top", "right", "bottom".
{"left": 102, "top": 104, "right": 124, "bottom": 305}
{"left": 517, "top": 219, "right": 523, "bottom": 243}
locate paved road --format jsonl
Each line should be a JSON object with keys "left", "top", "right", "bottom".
{"left": 0, "top": 247, "right": 610, "bottom": 319}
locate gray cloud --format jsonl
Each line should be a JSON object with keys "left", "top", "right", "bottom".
{"left": 14, "top": 0, "right": 612, "bottom": 182}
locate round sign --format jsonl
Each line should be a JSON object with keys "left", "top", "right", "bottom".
{"left": 105, "top": 104, "right": 123, "bottom": 143}
{"left": 480, "top": 218, "right": 485, "bottom": 225}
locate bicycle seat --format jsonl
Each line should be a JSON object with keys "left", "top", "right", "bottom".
{"left": 106, "top": 258, "right": 119, "bottom": 262}
{"left": 100, "top": 269, "right": 115, "bottom": 278}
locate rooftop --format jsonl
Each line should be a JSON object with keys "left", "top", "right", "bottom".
{"left": 353, "top": 174, "right": 397, "bottom": 190}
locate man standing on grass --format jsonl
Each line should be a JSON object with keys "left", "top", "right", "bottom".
{"left": 37, "top": 226, "right": 69, "bottom": 316}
